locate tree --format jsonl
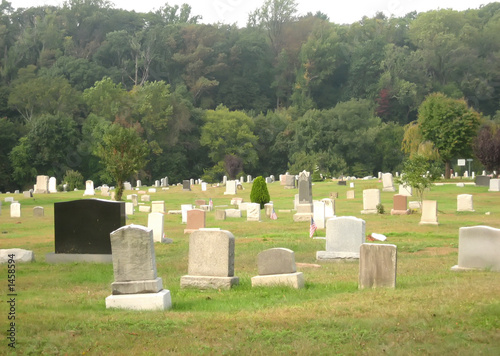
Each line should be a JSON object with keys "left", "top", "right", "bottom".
{"left": 396, "top": 155, "right": 441, "bottom": 205}
{"left": 473, "top": 124, "right": 500, "bottom": 176}
{"left": 96, "top": 123, "right": 149, "bottom": 201}
{"left": 417, "top": 93, "right": 481, "bottom": 178}
{"left": 200, "top": 105, "right": 258, "bottom": 174}
{"left": 250, "top": 176, "right": 270, "bottom": 209}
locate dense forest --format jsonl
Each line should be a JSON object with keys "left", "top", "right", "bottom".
{"left": 0, "top": 0, "right": 499, "bottom": 191}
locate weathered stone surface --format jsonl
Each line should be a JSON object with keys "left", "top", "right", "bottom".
{"left": 187, "top": 230, "right": 235, "bottom": 277}
{"left": 452, "top": 226, "right": 500, "bottom": 272}
{"left": 181, "top": 204, "right": 193, "bottom": 224}
{"left": 317, "top": 216, "right": 365, "bottom": 260}
{"left": 10, "top": 203, "right": 21, "bottom": 218}
{"left": 225, "top": 209, "right": 241, "bottom": 218}
{"left": 475, "top": 175, "right": 490, "bottom": 187}
{"left": 83, "top": 180, "right": 95, "bottom": 196}
{"left": 184, "top": 209, "right": 206, "bottom": 233}
{"left": 139, "top": 205, "right": 151, "bottom": 213}
{"left": 105, "top": 289, "right": 171, "bottom": 310}
{"left": 359, "top": 243, "right": 397, "bottom": 289}
{"left": 151, "top": 201, "right": 165, "bottom": 213}
{"left": 313, "top": 201, "right": 325, "bottom": 229}
{"left": 361, "top": 189, "right": 380, "bottom": 214}
{"left": 215, "top": 210, "right": 226, "bottom": 220}
{"left": 33, "top": 206, "right": 44, "bottom": 217}
{"left": 457, "top": 194, "right": 474, "bottom": 212}
{"left": 398, "top": 184, "right": 412, "bottom": 196}
{"left": 489, "top": 179, "right": 500, "bottom": 192}
{"left": 346, "top": 190, "right": 355, "bottom": 199}
{"left": 247, "top": 203, "right": 261, "bottom": 221}
{"left": 182, "top": 180, "right": 191, "bottom": 191}
{"left": 125, "top": 202, "right": 134, "bottom": 216}
{"left": 0, "top": 248, "right": 35, "bottom": 263}
{"left": 34, "top": 175, "right": 49, "bottom": 194}
{"left": 419, "top": 200, "right": 438, "bottom": 225}
{"left": 257, "top": 248, "right": 296, "bottom": 275}
{"left": 148, "top": 213, "right": 165, "bottom": 243}
{"left": 382, "top": 173, "right": 396, "bottom": 192}
{"left": 180, "top": 275, "right": 239, "bottom": 290}
{"left": 391, "top": 195, "right": 409, "bottom": 215}
{"left": 251, "top": 272, "right": 304, "bottom": 289}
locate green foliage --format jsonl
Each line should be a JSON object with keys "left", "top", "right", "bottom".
{"left": 396, "top": 154, "right": 441, "bottom": 203}
{"left": 83, "top": 77, "right": 128, "bottom": 121}
{"left": 417, "top": 93, "right": 482, "bottom": 177}
{"left": 63, "top": 170, "right": 84, "bottom": 191}
{"left": 250, "top": 176, "right": 271, "bottom": 209}
{"left": 201, "top": 161, "right": 226, "bottom": 183}
{"left": 376, "top": 203, "right": 385, "bottom": 214}
{"left": 96, "top": 124, "right": 149, "bottom": 201}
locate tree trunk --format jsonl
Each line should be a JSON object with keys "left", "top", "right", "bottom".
{"left": 116, "top": 180, "right": 124, "bottom": 201}
{"left": 445, "top": 160, "right": 451, "bottom": 179}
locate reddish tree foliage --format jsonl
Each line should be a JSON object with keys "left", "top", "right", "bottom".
{"left": 473, "top": 125, "right": 500, "bottom": 176}
{"left": 375, "top": 88, "right": 391, "bottom": 119}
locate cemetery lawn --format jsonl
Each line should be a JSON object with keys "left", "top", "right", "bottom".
{"left": 1, "top": 180, "right": 499, "bottom": 355}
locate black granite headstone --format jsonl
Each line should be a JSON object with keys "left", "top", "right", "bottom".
{"left": 475, "top": 175, "right": 490, "bottom": 187}
{"left": 54, "top": 199, "right": 125, "bottom": 254}
{"left": 338, "top": 181, "right": 347, "bottom": 186}
{"left": 183, "top": 180, "right": 191, "bottom": 191}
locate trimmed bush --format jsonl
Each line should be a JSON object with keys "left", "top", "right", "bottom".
{"left": 250, "top": 176, "right": 270, "bottom": 209}
{"left": 63, "top": 170, "right": 84, "bottom": 191}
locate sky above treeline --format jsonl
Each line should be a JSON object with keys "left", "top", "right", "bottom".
{"left": 8, "top": 0, "right": 493, "bottom": 26}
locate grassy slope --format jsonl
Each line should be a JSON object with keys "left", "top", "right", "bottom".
{"left": 1, "top": 180, "right": 499, "bottom": 355}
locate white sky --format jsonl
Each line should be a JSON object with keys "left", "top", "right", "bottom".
{"left": 8, "top": 0, "right": 493, "bottom": 26}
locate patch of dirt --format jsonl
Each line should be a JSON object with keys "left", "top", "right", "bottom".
{"left": 414, "top": 247, "right": 457, "bottom": 255}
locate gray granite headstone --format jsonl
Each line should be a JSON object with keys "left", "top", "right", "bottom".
{"left": 359, "top": 244, "right": 397, "bottom": 289}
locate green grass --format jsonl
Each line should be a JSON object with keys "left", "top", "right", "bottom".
{"left": 1, "top": 179, "right": 499, "bottom": 355}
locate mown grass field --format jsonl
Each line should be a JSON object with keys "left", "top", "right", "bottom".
{"left": 1, "top": 179, "right": 499, "bottom": 355}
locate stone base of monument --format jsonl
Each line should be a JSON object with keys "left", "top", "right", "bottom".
{"left": 293, "top": 203, "right": 313, "bottom": 222}
{"left": 180, "top": 275, "right": 239, "bottom": 290}
{"left": 313, "top": 236, "right": 326, "bottom": 240}
{"left": 293, "top": 213, "right": 313, "bottom": 222}
{"left": 183, "top": 229, "right": 199, "bottom": 234}
{"left": 383, "top": 187, "right": 396, "bottom": 192}
{"left": 45, "top": 252, "right": 112, "bottom": 263}
{"left": 105, "top": 289, "right": 172, "bottom": 310}
{"left": 251, "top": 272, "right": 304, "bottom": 289}
{"left": 111, "top": 277, "right": 163, "bottom": 295}
{"left": 390, "top": 209, "right": 410, "bottom": 215}
{"left": 316, "top": 251, "right": 359, "bottom": 261}
{"left": 360, "top": 209, "right": 378, "bottom": 215}
{"left": 419, "top": 221, "right": 439, "bottom": 226}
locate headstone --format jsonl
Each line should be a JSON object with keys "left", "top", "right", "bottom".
{"left": 182, "top": 180, "right": 191, "bottom": 191}
{"left": 349, "top": 182, "right": 355, "bottom": 188}
{"left": 398, "top": 184, "right": 412, "bottom": 196}
{"left": 224, "top": 180, "right": 237, "bottom": 195}
{"left": 378, "top": 172, "right": 382, "bottom": 179}
{"left": 101, "top": 185, "right": 110, "bottom": 197}
{"left": 330, "top": 192, "right": 338, "bottom": 199}
{"left": 225, "top": 209, "right": 241, "bottom": 218}
{"left": 251, "top": 248, "right": 304, "bottom": 289}
{"left": 346, "top": 190, "right": 355, "bottom": 199}
{"left": 123, "top": 182, "right": 132, "bottom": 191}
{"left": 475, "top": 175, "right": 490, "bottom": 187}
{"left": 136, "top": 180, "right": 142, "bottom": 188}
{"left": 293, "top": 171, "right": 313, "bottom": 222}
{"left": 131, "top": 194, "right": 138, "bottom": 207}
{"left": 419, "top": 200, "right": 439, "bottom": 225}
{"left": 139, "top": 205, "right": 151, "bottom": 213}
{"left": 451, "top": 226, "right": 500, "bottom": 272}
{"left": 148, "top": 188, "right": 156, "bottom": 193}
{"left": 180, "top": 230, "right": 239, "bottom": 289}
{"left": 195, "top": 199, "right": 206, "bottom": 207}
{"left": 125, "top": 202, "right": 134, "bottom": 216}
{"left": 215, "top": 210, "right": 226, "bottom": 220}
{"left": 283, "top": 174, "right": 296, "bottom": 189}
{"left": 33, "top": 206, "right": 44, "bottom": 217}
{"left": 338, "top": 180, "right": 346, "bottom": 186}
{"left": 391, "top": 195, "right": 409, "bottom": 215}
{"left": 317, "top": 216, "right": 366, "bottom": 261}
{"left": 457, "top": 194, "right": 474, "bottom": 212}
{"left": 49, "top": 177, "right": 57, "bottom": 193}
{"left": 409, "top": 201, "right": 421, "bottom": 210}
{"left": 0, "top": 248, "right": 35, "bottom": 263}
{"left": 321, "top": 198, "right": 335, "bottom": 219}
{"left": 201, "top": 182, "right": 207, "bottom": 191}
{"left": 163, "top": 177, "right": 169, "bottom": 187}
{"left": 105, "top": 225, "right": 171, "bottom": 310}
{"left": 5, "top": 197, "right": 14, "bottom": 203}
{"left": 184, "top": 209, "right": 206, "bottom": 233}
{"left": 463, "top": 171, "right": 469, "bottom": 178}
{"left": 34, "top": 175, "right": 49, "bottom": 194}
{"left": 382, "top": 173, "right": 396, "bottom": 192}
{"left": 148, "top": 213, "right": 167, "bottom": 243}
{"left": 83, "top": 180, "right": 95, "bottom": 196}
{"left": 264, "top": 203, "right": 273, "bottom": 218}
{"left": 223, "top": 176, "right": 227, "bottom": 185}
{"left": 190, "top": 178, "right": 194, "bottom": 186}
{"left": 247, "top": 175, "right": 252, "bottom": 183}
{"left": 155, "top": 180, "right": 160, "bottom": 187}
{"left": 488, "top": 179, "right": 500, "bottom": 192}
{"left": 10, "top": 203, "right": 21, "bottom": 218}
{"left": 265, "top": 177, "right": 272, "bottom": 184}
{"left": 361, "top": 189, "right": 380, "bottom": 214}
{"left": 46, "top": 199, "right": 125, "bottom": 263}
{"left": 359, "top": 244, "right": 397, "bottom": 289}
{"left": 151, "top": 201, "right": 165, "bottom": 213}
{"left": 23, "top": 191, "right": 33, "bottom": 198}
{"left": 313, "top": 201, "right": 326, "bottom": 229}
{"left": 247, "top": 203, "right": 261, "bottom": 222}
{"left": 141, "top": 194, "right": 150, "bottom": 202}
{"left": 181, "top": 204, "right": 193, "bottom": 224}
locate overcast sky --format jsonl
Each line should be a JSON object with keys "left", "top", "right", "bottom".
{"left": 8, "top": 0, "right": 492, "bottom": 26}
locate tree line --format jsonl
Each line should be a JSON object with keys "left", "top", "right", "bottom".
{"left": 1, "top": 0, "right": 499, "bottom": 191}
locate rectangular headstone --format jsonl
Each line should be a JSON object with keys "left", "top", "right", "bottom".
{"left": 391, "top": 195, "right": 409, "bottom": 215}
{"left": 49, "top": 177, "right": 57, "bottom": 193}
{"left": 148, "top": 213, "right": 165, "bottom": 243}
{"left": 298, "top": 171, "right": 312, "bottom": 204}
{"left": 346, "top": 190, "right": 355, "bottom": 199}
{"left": 419, "top": 200, "right": 438, "bottom": 225}
{"left": 125, "top": 202, "right": 134, "bottom": 216}
{"left": 33, "top": 206, "right": 44, "bottom": 217}
{"left": 317, "top": 216, "right": 365, "bottom": 260}
{"left": 247, "top": 203, "right": 261, "bottom": 222}
{"left": 321, "top": 198, "right": 335, "bottom": 219}
{"left": 457, "top": 194, "right": 474, "bottom": 212}
{"left": 488, "top": 179, "right": 500, "bottom": 192}
{"left": 34, "top": 175, "right": 49, "bottom": 194}
{"left": 53, "top": 199, "right": 125, "bottom": 254}
{"left": 182, "top": 180, "right": 191, "bottom": 191}
{"left": 257, "top": 248, "right": 297, "bottom": 275}
{"left": 361, "top": 189, "right": 380, "bottom": 214}
{"left": 398, "top": 184, "right": 412, "bottom": 196}
{"left": 10, "top": 203, "right": 21, "bottom": 218}
{"left": 313, "top": 201, "right": 325, "bottom": 229}
{"left": 475, "top": 175, "right": 490, "bottom": 187}
{"left": 184, "top": 209, "right": 206, "bottom": 233}
{"left": 186, "top": 230, "right": 235, "bottom": 277}
{"left": 151, "top": 201, "right": 165, "bottom": 213}
{"left": 181, "top": 204, "right": 193, "bottom": 223}
{"left": 359, "top": 243, "right": 397, "bottom": 289}
{"left": 224, "top": 180, "right": 237, "bottom": 195}
{"left": 382, "top": 173, "right": 396, "bottom": 192}
{"left": 452, "top": 226, "right": 500, "bottom": 271}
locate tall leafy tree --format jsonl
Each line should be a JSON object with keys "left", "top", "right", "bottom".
{"left": 417, "top": 93, "right": 481, "bottom": 178}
